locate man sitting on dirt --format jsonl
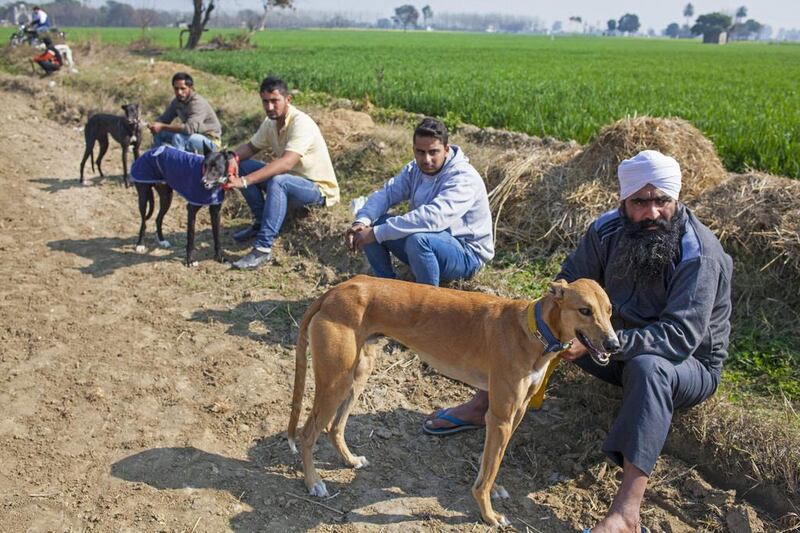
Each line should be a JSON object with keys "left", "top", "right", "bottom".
{"left": 148, "top": 72, "right": 222, "bottom": 154}
{"left": 31, "top": 37, "right": 62, "bottom": 77}
{"left": 224, "top": 76, "right": 340, "bottom": 270}
{"left": 427, "top": 150, "right": 732, "bottom": 533}
{"left": 344, "top": 117, "right": 494, "bottom": 286}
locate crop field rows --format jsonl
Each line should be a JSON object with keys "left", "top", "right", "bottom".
{"left": 5, "top": 27, "right": 799, "bottom": 178}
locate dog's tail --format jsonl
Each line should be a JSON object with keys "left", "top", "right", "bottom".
{"left": 287, "top": 292, "right": 327, "bottom": 454}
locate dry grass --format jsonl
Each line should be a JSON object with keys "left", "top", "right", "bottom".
{"left": 672, "top": 393, "right": 800, "bottom": 519}
{"left": 695, "top": 172, "right": 800, "bottom": 290}
{"left": 484, "top": 116, "right": 729, "bottom": 255}
{"left": 567, "top": 116, "right": 728, "bottom": 201}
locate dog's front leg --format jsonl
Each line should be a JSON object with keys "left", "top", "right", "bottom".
{"left": 121, "top": 142, "right": 130, "bottom": 188}
{"left": 152, "top": 185, "right": 173, "bottom": 250}
{"left": 471, "top": 381, "right": 528, "bottom": 527}
{"left": 186, "top": 204, "right": 200, "bottom": 267}
{"left": 209, "top": 204, "right": 224, "bottom": 263}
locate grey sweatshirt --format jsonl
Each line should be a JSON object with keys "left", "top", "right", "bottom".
{"left": 157, "top": 92, "right": 222, "bottom": 140}
{"left": 558, "top": 206, "right": 733, "bottom": 375}
{"left": 354, "top": 145, "right": 495, "bottom": 264}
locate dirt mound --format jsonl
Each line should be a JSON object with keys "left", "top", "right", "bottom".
{"left": 486, "top": 116, "right": 729, "bottom": 254}
{"left": 694, "top": 172, "right": 800, "bottom": 284}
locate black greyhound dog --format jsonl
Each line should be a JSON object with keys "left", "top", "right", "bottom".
{"left": 80, "top": 103, "right": 141, "bottom": 187}
{"left": 130, "top": 145, "right": 237, "bottom": 267}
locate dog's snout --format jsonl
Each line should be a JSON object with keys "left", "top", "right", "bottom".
{"left": 603, "top": 336, "right": 621, "bottom": 353}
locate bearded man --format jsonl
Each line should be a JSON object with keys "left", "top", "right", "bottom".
{"left": 424, "top": 150, "right": 733, "bottom": 533}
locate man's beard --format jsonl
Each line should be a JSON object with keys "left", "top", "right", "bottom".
{"left": 611, "top": 205, "right": 684, "bottom": 284}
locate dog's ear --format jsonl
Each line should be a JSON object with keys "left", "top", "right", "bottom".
{"left": 548, "top": 279, "right": 568, "bottom": 301}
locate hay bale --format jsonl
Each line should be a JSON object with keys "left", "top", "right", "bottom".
{"left": 313, "top": 108, "right": 375, "bottom": 152}
{"left": 487, "top": 116, "right": 729, "bottom": 254}
{"left": 568, "top": 116, "right": 727, "bottom": 201}
{"left": 694, "top": 172, "right": 800, "bottom": 283}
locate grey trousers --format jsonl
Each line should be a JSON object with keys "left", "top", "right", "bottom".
{"left": 575, "top": 353, "right": 719, "bottom": 476}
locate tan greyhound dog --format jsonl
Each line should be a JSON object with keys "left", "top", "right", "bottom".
{"left": 288, "top": 275, "right": 618, "bottom": 526}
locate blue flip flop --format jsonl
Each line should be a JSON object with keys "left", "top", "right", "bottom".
{"left": 422, "top": 408, "right": 483, "bottom": 436}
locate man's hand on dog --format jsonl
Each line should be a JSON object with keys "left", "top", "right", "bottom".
{"left": 345, "top": 223, "right": 376, "bottom": 253}
{"left": 560, "top": 338, "right": 588, "bottom": 361}
{"left": 147, "top": 122, "right": 164, "bottom": 134}
{"left": 225, "top": 174, "right": 245, "bottom": 189}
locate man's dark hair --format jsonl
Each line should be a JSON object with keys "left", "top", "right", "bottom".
{"left": 42, "top": 37, "right": 52, "bottom": 46}
{"left": 171, "top": 72, "right": 194, "bottom": 87}
{"left": 32, "top": 5, "right": 41, "bottom": 9}
{"left": 260, "top": 76, "right": 289, "bottom": 96}
{"left": 413, "top": 117, "right": 448, "bottom": 145}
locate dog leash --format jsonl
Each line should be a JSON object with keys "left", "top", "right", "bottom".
{"left": 527, "top": 300, "right": 572, "bottom": 354}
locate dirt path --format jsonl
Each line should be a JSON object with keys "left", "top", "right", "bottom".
{"left": 0, "top": 85, "right": 771, "bottom": 532}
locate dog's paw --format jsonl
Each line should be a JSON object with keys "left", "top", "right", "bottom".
{"left": 497, "top": 514, "right": 511, "bottom": 527}
{"left": 308, "top": 481, "right": 328, "bottom": 498}
{"left": 186, "top": 260, "right": 199, "bottom": 268}
{"left": 351, "top": 456, "right": 369, "bottom": 469}
{"left": 158, "top": 239, "right": 171, "bottom": 249}
{"left": 288, "top": 439, "right": 298, "bottom": 454}
{"left": 135, "top": 244, "right": 146, "bottom": 253}
{"left": 491, "top": 485, "right": 510, "bottom": 499}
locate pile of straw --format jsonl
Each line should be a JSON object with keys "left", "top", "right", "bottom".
{"left": 487, "top": 116, "right": 728, "bottom": 254}
{"left": 695, "top": 172, "right": 800, "bottom": 283}
{"left": 567, "top": 116, "right": 728, "bottom": 200}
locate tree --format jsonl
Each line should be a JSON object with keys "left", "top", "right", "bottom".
{"left": 665, "top": 22, "right": 680, "bottom": 38}
{"left": 102, "top": 1, "right": 137, "bottom": 27}
{"left": 735, "top": 6, "right": 747, "bottom": 25}
{"left": 691, "top": 12, "right": 732, "bottom": 42}
{"left": 421, "top": 5, "right": 432, "bottom": 25}
{"left": 394, "top": 4, "right": 419, "bottom": 29}
{"left": 617, "top": 13, "right": 640, "bottom": 34}
{"left": 255, "top": 0, "right": 293, "bottom": 32}
{"left": 683, "top": 3, "right": 694, "bottom": 27}
{"left": 607, "top": 19, "right": 617, "bottom": 32}
{"left": 186, "top": 0, "right": 215, "bottom": 49}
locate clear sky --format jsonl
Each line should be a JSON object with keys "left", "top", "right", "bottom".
{"left": 128, "top": 0, "right": 799, "bottom": 31}
{"left": 256, "top": 0, "right": 798, "bottom": 31}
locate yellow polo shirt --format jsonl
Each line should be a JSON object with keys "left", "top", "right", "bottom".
{"left": 249, "top": 105, "right": 340, "bottom": 206}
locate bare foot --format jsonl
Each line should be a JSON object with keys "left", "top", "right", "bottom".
{"left": 424, "top": 390, "right": 488, "bottom": 431}
{"left": 589, "top": 512, "right": 640, "bottom": 533}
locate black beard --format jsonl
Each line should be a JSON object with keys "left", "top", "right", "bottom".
{"left": 611, "top": 205, "right": 685, "bottom": 284}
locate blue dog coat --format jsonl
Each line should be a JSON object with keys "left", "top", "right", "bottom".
{"left": 131, "top": 146, "right": 224, "bottom": 206}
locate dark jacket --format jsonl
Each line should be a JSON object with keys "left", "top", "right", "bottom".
{"left": 558, "top": 205, "right": 733, "bottom": 375}
{"left": 156, "top": 92, "right": 222, "bottom": 141}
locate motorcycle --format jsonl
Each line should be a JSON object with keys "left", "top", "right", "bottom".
{"left": 8, "top": 24, "right": 66, "bottom": 47}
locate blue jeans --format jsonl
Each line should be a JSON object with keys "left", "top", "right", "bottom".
{"left": 239, "top": 160, "right": 325, "bottom": 250}
{"left": 363, "top": 214, "right": 481, "bottom": 286}
{"left": 152, "top": 131, "right": 217, "bottom": 154}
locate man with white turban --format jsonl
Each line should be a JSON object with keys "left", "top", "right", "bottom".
{"left": 425, "top": 150, "right": 732, "bottom": 533}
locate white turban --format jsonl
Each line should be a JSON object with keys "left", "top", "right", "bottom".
{"left": 617, "top": 150, "right": 682, "bottom": 200}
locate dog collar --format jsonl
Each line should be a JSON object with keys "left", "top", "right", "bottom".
{"left": 527, "top": 300, "right": 571, "bottom": 354}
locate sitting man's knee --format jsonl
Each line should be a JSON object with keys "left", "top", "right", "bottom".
{"left": 624, "top": 354, "right": 672, "bottom": 382}
{"left": 404, "top": 233, "right": 432, "bottom": 254}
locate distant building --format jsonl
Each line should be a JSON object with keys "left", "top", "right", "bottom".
{"left": 702, "top": 30, "right": 727, "bottom": 44}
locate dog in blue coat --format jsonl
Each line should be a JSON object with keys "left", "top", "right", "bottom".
{"left": 130, "top": 145, "right": 236, "bottom": 266}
